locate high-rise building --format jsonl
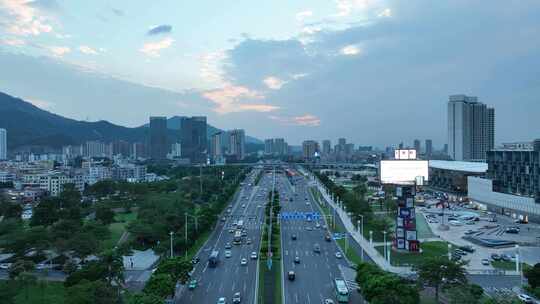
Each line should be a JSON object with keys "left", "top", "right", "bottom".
{"left": 264, "top": 139, "right": 274, "bottom": 155}
{"left": 131, "top": 142, "right": 146, "bottom": 159}
{"left": 112, "top": 140, "right": 131, "bottom": 157}
{"left": 273, "top": 138, "right": 286, "bottom": 156}
{"left": 149, "top": 116, "right": 168, "bottom": 159}
{"left": 0, "top": 128, "right": 7, "bottom": 160}
{"left": 302, "top": 140, "right": 319, "bottom": 160}
{"left": 170, "top": 143, "right": 182, "bottom": 158}
{"left": 322, "top": 140, "right": 331, "bottom": 156}
{"left": 228, "top": 129, "right": 245, "bottom": 160}
{"left": 211, "top": 132, "right": 222, "bottom": 158}
{"left": 425, "top": 139, "right": 433, "bottom": 158}
{"left": 443, "top": 144, "right": 448, "bottom": 155}
{"left": 413, "top": 139, "right": 421, "bottom": 154}
{"left": 448, "top": 95, "right": 495, "bottom": 161}
{"left": 84, "top": 141, "right": 111, "bottom": 158}
{"left": 180, "top": 116, "right": 207, "bottom": 163}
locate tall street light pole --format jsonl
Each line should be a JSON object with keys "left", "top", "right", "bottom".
{"left": 169, "top": 231, "right": 174, "bottom": 258}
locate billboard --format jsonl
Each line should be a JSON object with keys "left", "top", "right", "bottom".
{"left": 380, "top": 160, "right": 429, "bottom": 184}
{"left": 395, "top": 149, "right": 417, "bottom": 160}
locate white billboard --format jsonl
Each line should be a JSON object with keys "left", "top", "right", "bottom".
{"left": 380, "top": 160, "right": 429, "bottom": 184}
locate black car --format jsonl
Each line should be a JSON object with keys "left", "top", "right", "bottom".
{"left": 459, "top": 245, "right": 475, "bottom": 253}
{"left": 291, "top": 234, "right": 297, "bottom": 240}
{"left": 491, "top": 253, "right": 501, "bottom": 261}
{"left": 294, "top": 256, "right": 300, "bottom": 264}
{"left": 191, "top": 257, "right": 200, "bottom": 264}
{"left": 288, "top": 271, "right": 296, "bottom": 281}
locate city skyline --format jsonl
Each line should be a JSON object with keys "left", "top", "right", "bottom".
{"left": 1, "top": 1, "right": 539, "bottom": 146}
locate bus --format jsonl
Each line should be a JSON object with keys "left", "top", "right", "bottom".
{"left": 334, "top": 279, "right": 349, "bottom": 303}
{"left": 233, "top": 230, "right": 242, "bottom": 245}
{"left": 208, "top": 250, "right": 219, "bottom": 268}
{"left": 236, "top": 220, "right": 244, "bottom": 229}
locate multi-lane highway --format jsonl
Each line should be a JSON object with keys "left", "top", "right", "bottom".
{"left": 176, "top": 169, "right": 269, "bottom": 304}
{"left": 279, "top": 170, "right": 364, "bottom": 304}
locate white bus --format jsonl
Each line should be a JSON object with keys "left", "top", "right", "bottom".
{"left": 334, "top": 279, "right": 349, "bottom": 303}
{"left": 236, "top": 220, "right": 244, "bottom": 229}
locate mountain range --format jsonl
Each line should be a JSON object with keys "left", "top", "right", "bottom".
{"left": 0, "top": 91, "right": 262, "bottom": 150}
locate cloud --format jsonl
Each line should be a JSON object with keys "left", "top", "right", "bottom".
{"left": 139, "top": 37, "right": 174, "bottom": 57}
{"left": 263, "top": 76, "right": 287, "bottom": 90}
{"left": 1, "top": 37, "right": 25, "bottom": 46}
{"left": 147, "top": 24, "right": 172, "bottom": 36}
{"left": 202, "top": 84, "right": 279, "bottom": 114}
{"left": 335, "top": 0, "right": 373, "bottom": 17}
{"left": 79, "top": 45, "right": 98, "bottom": 55}
{"left": 340, "top": 44, "right": 362, "bottom": 55}
{"left": 377, "top": 8, "right": 391, "bottom": 18}
{"left": 111, "top": 8, "right": 124, "bottom": 16}
{"left": 48, "top": 46, "right": 70, "bottom": 57}
{"left": 269, "top": 114, "right": 321, "bottom": 127}
{"left": 296, "top": 10, "right": 313, "bottom": 22}
{"left": 199, "top": 50, "right": 227, "bottom": 87}
{"left": 0, "top": 0, "right": 54, "bottom": 36}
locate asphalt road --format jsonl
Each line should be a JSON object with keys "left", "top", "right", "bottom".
{"left": 279, "top": 172, "right": 364, "bottom": 304}
{"left": 176, "top": 170, "right": 268, "bottom": 304}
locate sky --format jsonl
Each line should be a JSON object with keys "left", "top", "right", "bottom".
{"left": 0, "top": 0, "right": 539, "bottom": 148}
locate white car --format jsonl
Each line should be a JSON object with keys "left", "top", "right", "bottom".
{"left": 225, "top": 250, "right": 232, "bottom": 258}
{"left": 315, "top": 223, "right": 321, "bottom": 229}
{"left": 250, "top": 252, "right": 258, "bottom": 259}
{"left": 217, "top": 297, "right": 226, "bottom": 304}
{"left": 240, "top": 258, "right": 247, "bottom": 266}
{"left": 232, "top": 292, "right": 241, "bottom": 303}
{"left": 324, "top": 300, "right": 335, "bottom": 304}
{"left": 517, "top": 294, "right": 533, "bottom": 303}
{"left": 335, "top": 252, "right": 343, "bottom": 259}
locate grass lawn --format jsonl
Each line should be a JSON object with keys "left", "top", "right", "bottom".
{"left": 102, "top": 212, "right": 138, "bottom": 250}
{"left": 1, "top": 281, "right": 66, "bottom": 304}
{"left": 491, "top": 260, "right": 530, "bottom": 271}
{"left": 416, "top": 214, "right": 436, "bottom": 239}
{"left": 375, "top": 241, "right": 451, "bottom": 267}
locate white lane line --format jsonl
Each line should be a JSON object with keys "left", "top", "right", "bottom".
{"left": 206, "top": 282, "right": 212, "bottom": 293}
{"left": 307, "top": 293, "right": 311, "bottom": 304}
{"left": 231, "top": 281, "right": 236, "bottom": 292}
{"left": 219, "top": 282, "right": 223, "bottom": 293}
{"left": 295, "top": 293, "right": 299, "bottom": 303}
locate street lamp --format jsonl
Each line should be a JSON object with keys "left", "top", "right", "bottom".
{"left": 169, "top": 231, "right": 174, "bottom": 258}
{"left": 383, "top": 230, "right": 387, "bottom": 261}
{"left": 358, "top": 215, "right": 364, "bottom": 261}
{"left": 369, "top": 230, "right": 373, "bottom": 246}
{"left": 448, "top": 244, "right": 452, "bottom": 261}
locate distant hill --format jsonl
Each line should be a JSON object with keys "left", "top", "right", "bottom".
{"left": 0, "top": 92, "right": 262, "bottom": 151}
{"left": 0, "top": 91, "right": 148, "bottom": 149}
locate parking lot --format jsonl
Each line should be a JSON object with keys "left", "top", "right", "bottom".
{"left": 418, "top": 201, "right": 540, "bottom": 271}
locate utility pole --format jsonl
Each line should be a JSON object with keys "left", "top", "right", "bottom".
{"left": 169, "top": 231, "right": 174, "bottom": 258}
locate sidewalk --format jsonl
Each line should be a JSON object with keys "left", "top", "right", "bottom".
{"left": 311, "top": 176, "right": 413, "bottom": 275}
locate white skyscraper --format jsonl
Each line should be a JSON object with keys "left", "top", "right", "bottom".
{"left": 0, "top": 128, "right": 6, "bottom": 160}
{"left": 448, "top": 95, "right": 495, "bottom": 161}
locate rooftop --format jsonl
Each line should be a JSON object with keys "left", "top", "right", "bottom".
{"left": 429, "top": 160, "right": 487, "bottom": 173}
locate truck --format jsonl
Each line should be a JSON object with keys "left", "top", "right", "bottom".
{"left": 208, "top": 250, "right": 219, "bottom": 267}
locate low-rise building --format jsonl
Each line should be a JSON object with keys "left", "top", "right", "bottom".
{"left": 428, "top": 160, "right": 487, "bottom": 197}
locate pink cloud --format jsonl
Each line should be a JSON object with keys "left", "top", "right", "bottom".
{"left": 1, "top": 0, "right": 54, "bottom": 36}
{"left": 203, "top": 84, "right": 279, "bottom": 114}
{"left": 269, "top": 114, "right": 321, "bottom": 127}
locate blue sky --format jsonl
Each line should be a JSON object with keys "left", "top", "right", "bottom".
{"left": 1, "top": 0, "right": 539, "bottom": 147}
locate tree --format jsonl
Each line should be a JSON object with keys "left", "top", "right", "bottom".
{"left": 447, "top": 283, "right": 484, "bottom": 304}
{"left": 126, "top": 293, "right": 163, "bottom": 304}
{"left": 143, "top": 273, "right": 175, "bottom": 298}
{"left": 30, "top": 198, "right": 60, "bottom": 226}
{"left": 8, "top": 259, "right": 35, "bottom": 279}
{"left": 95, "top": 205, "right": 115, "bottom": 225}
{"left": 155, "top": 257, "right": 193, "bottom": 284}
{"left": 15, "top": 272, "right": 37, "bottom": 300}
{"left": 525, "top": 263, "right": 540, "bottom": 289}
{"left": 99, "top": 250, "right": 124, "bottom": 286}
{"left": 0, "top": 200, "right": 22, "bottom": 219}
{"left": 69, "top": 232, "right": 100, "bottom": 262}
{"left": 413, "top": 257, "right": 467, "bottom": 302}
{"left": 64, "top": 261, "right": 106, "bottom": 287}
{"left": 65, "top": 279, "right": 117, "bottom": 304}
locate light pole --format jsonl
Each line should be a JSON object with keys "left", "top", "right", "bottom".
{"left": 369, "top": 230, "right": 373, "bottom": 246}
{"left": 358, "top": 215, "right": 364, "bottom": 261}
{"left": 169, "top": 231, "right": 174, "bottom": 258}
{"left": 448, "top": 244, "right": 452, "bottom": 261}
{"left": 383, "top": 230, "right": 387, "bottom": 261}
